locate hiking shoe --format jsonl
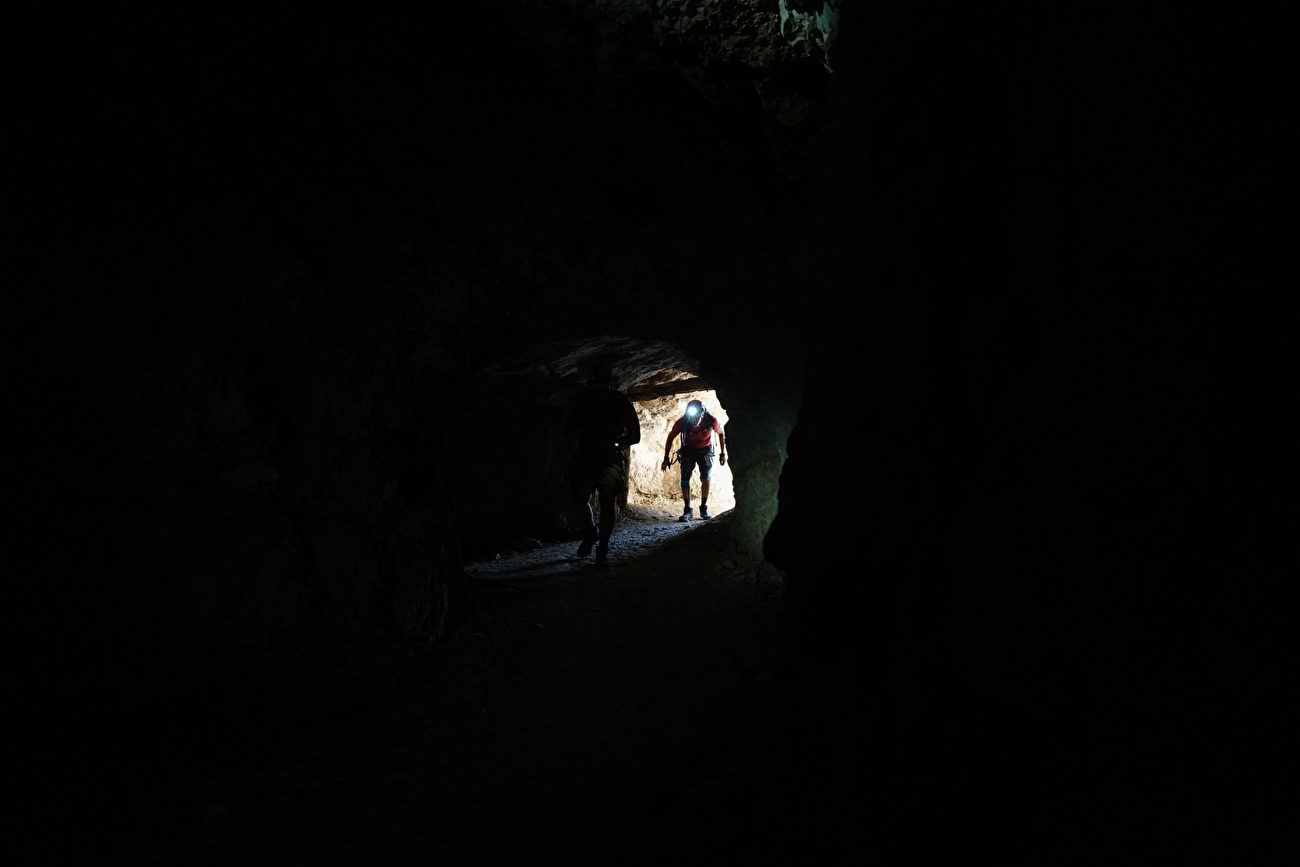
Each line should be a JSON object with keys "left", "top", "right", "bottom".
{"left": 699, "top": 505, "right": 711, "bottom": 519}
{"left": 594, "top": 544, "right": 609, "bottom": 566}
{"left": 576, "top": 530, "right": 596, "bottom": 558}
{"left": 679, "top": 508, "right": 693, "bottom": 523}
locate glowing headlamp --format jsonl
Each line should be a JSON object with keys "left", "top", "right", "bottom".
{"left": 686, "top": 406, "right": 699, "bottom": 418}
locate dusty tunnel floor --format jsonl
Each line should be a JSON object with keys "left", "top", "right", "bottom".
{"left": 92, "top": 508, "right": 808, "bottom": 866}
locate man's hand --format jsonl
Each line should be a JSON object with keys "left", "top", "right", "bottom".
{"left": 719, "top": 452, "right": 727, "bottom": 466}
{"left": 661, "top": 459, "right": 670, "bottom": 472}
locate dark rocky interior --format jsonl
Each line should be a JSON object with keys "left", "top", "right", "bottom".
{"left": 26, "top": 2, "right": 1277, "bottom": 864}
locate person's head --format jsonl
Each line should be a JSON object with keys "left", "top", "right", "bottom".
{"left": 685, "top": 399, "right": 706, "bottom": 426}
{"left": 586, "top": 362, "right": 614, "bottom": 389}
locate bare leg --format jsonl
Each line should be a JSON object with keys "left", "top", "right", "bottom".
{"left": 596, "top": 487, "right": 617, "bottom": 549}
{"left": 595, "top": 487, "right": 617, "bottom": 564}
{"left": 573, "top": 490, "right": 597, "bottom": 556}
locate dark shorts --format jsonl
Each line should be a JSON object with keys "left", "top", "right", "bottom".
{"left": 568, "top": 447, "right": 627, "bottom": 497}
{"left": 678, "top": 447, "right": 713, "bottom": 487}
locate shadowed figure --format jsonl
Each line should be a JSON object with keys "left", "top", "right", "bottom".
{"left": 563, "top": 362, "right": 641, "bottom": 566}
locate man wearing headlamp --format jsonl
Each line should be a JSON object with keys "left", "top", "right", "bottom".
{"left": 661, "top": 398, "right": 726, "bottom": 522}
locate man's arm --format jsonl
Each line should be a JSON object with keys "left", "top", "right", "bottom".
{"left": 661, "top": 421, "right": 678, "bottom": 469}
{"left": 715, "top": 419, "right": 727, "bottom": 465}
{"left": 618, "top": 399, "right": 641, "bottom": 448}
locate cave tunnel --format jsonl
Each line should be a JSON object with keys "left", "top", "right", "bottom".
{"left": 26, "top": 2, "right": 1274, "bottom": 864}
{"left": 457, "top": 336, "right": 754, "bottom": 562}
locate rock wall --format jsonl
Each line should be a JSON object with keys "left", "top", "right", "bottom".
{"left": 32, "top": 6, "right": 803, "bottom": 752}
{"left": 763, "top": 2, "right": 1258, "bottom": 861}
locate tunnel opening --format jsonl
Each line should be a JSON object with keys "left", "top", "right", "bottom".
{"left": 454, "top": 337, "right": 761, "bottom": 564}
{"left": 626, "top": 386, "right": 734, "bottom": 519}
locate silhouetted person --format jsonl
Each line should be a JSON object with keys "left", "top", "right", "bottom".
{"left": 661, "top": 398, "right": 726, "bottom": 521}
{"left": 564, "top": 362, "right": 641, "bottom": 565}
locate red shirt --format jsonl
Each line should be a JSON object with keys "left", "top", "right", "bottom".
{"left": 669, "top": 414, "right": 721, "bottom": 450}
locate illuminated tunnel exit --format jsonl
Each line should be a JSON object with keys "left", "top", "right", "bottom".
{"left": 627, "top": 387, "right": 734, "bottom": 517}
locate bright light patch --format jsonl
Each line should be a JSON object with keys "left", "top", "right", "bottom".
{"left": 625, "top": 389, "right": 734, "bottom": 515}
